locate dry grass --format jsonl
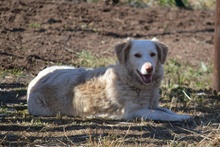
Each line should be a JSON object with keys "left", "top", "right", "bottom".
{"left": 0, "top": 58, "right": 220, "bottom": 146}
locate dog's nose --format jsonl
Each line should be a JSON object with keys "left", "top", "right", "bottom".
{"left": 146, "top": 64, "right": 153, "bottom": 73}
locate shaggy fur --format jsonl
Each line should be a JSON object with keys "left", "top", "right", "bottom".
{"left": 27, "top": 38, "right": 191, "bottom": 121}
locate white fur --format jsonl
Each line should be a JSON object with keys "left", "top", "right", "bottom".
{"left": 27, "top": 38, "right": 191, "bottom": 121}
{"left": 130, "top": 41, "right": 157, "bottom": 73}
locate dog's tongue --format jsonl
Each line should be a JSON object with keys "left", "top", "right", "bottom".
{"left": 141, "top": 74, "right": 152, "bottom": 83}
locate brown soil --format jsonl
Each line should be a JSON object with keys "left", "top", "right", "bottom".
{"left": 0, "top": 0, "right": 215, "bottom": 75}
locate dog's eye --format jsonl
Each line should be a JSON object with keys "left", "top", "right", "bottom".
{"left": 134, "top": 53, "right": 142, "bottom": 58}
{"left": 150, "top": 52, "right": 156, "bottom": 57}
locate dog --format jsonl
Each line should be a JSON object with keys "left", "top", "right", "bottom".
{"left": 27, "top": 38, "right": 191, "bottom": 121}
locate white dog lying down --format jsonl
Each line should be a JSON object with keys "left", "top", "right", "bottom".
{"left": 27, "top": 38, "right": 191, "bottom": 121}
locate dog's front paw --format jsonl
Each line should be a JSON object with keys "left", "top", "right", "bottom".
{"left": 179, "top": 114, "right": 192, "bottom": 121}
{"left": 168, "top": 114, "right": 192, "bottom": 122}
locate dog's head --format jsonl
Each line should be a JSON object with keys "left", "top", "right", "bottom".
{"left": 115, "top": 38, "right": 168, "bottom": 84}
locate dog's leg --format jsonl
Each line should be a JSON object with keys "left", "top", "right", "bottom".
{"left": 127, "top": 108, "right": 191, "bottom": 122}
{"left": 155, "top": 107, "right": 178, "bottom": 115}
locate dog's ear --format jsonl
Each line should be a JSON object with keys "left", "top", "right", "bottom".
{"left": 152, "top": 39, "right": 168, "bottom": 64}
{"left": 114, "top": 38, "right": 132, "bottom": 64}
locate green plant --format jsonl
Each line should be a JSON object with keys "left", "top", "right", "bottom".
{"left": 163, "top": 59, "right": 211, "bottom": 89}
{"left": 75, "top": 50, "right": 115, "bottom": 68}
{"left": 28, "top": 23, "right": 41, "bottom": 29}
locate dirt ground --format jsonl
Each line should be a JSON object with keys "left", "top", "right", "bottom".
{"left": 0, "top": 0, "right": 215, "bottom": 74}
{"left": 0, "top": 0, "right": 219, "bottom": 146}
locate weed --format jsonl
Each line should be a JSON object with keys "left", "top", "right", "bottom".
{"left": 163, "top": 59, "right": 211, "bottom": 89}
{"left": 28, "top": 23, "right": 41, "bottom": 29}
{"left": 0, "top": 69, "right": 24, "bottom": 77}
{"left": 75, "top": 50, "right": 115, "bottom": 68}
{"left": 157, "top": 0, "right": 176, "bottom": 6}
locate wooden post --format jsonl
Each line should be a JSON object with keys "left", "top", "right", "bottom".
{"left": 213, "top": 0, "right": 220, "bottom": 91}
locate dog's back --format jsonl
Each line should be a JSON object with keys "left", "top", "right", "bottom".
{"left": 27, "top": 66, "right": 108, "bottom": 116}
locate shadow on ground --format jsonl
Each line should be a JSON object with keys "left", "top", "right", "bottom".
{"left": 0, "top": 84, "right": 219, "bottom": 146}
